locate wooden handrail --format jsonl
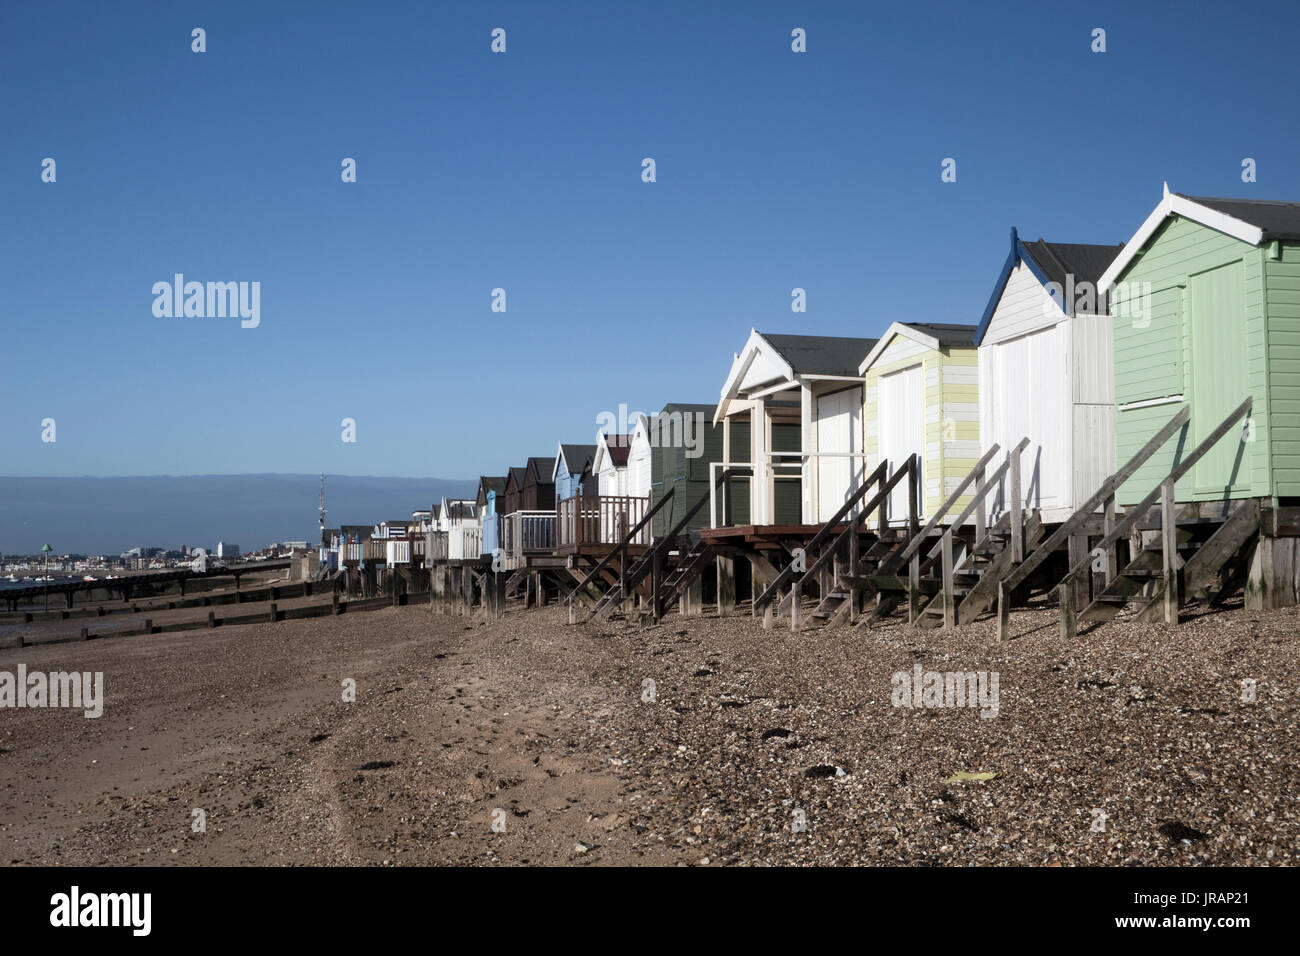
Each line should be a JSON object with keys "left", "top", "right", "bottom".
{"left": 753, "top": 456, "right": 906, "bottom": 612}
{"left": 563, "top": 488, "right": 676, "bottom": 605}
{"left": 898, "top": 443, "right": 1004, "bottom": 564}
{"left": 1057, "top": 397, "right": 1252, "bottom": 587}
{"left": 925, "top": 442, "right": 1026, "bottom": 562}
{"left": 1001, "top": 403, "right": 1192, "bottom": 594}
{"left": 795, "top": 456, "right": 916, "bottom": 587}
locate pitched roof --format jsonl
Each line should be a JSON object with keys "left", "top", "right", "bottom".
{"left": 974, "top": 227, "right": 1124, "bottom": 344}
{"left": 898, "top": 322, "right": 977, "bottom": 347}
{"left": 443, "top": 500, "right": 476, "bottom": 520}
{"left": 524, "top": 456, "right": 555, "bottom": 486}
{"left": 559, "top": 443, "right": 597, "bottom": 471}
{"left": 1018, "top": 239, "right": 1124, "bottom": 293}
{"left": 760, "top": 333, "right": 879, "bottom": 377}
{"left": 1100, "top": 187, "right": 1300, "bottom": 290}
{"left": 860, "top": 321, "right": 978, "bottom": 373}
{"left": 1178, "top": 194, "right": 1300, "bottom": 241}
{"left": 478, "top": 475, "right": 506, "bottom": 495}
{"left": 506, "top": 466, "right": 526, "bottom": 489}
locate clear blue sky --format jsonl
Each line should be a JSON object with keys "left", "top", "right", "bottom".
{"left": 3, "top": 0, "right": 1297, "bottom": 479}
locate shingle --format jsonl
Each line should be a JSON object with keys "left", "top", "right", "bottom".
{"left": 760, "top": 333, "right": 879, "bottom": 377}
{"left": 1178, "top": 194, "right": 1300, "bottom": 241}
{"left": 898, "top": 322, "right": 977, "bottom": 347}
{"left": 1019, "top": 239, "right": 1124, "bottom": 291}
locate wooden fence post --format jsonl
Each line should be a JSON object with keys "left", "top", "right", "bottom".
{"left": 1058, "top": 580, "right": 1076, "bottom": 640}
{"left": 941, "top": 529, "right": 955, "bottom": 630}
{"left": 1162, "top": 478, "right": 1179, "bottom": 624}
{"left": 1009, "top": 444, "right": 1024, "bottom": 563}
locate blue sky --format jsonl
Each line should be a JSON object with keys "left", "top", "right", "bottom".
{"left": 3, "top": 0, "right": 1298, "bottom": 479}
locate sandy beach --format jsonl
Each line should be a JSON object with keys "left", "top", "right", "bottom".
{"left": 1, "top": 596, "right": 1296, "bottom": 867}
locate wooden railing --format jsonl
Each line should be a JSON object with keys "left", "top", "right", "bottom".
{"left": 504, "top": 510, "right": 556, "bottom": 561}
{"left": 556, "top": 494, "right": 651, "bottom": 549}
{"left": 427, "top": 531, "right": 449, "bottom": 562}
{"left": 449, "top": 525, "right": 483, "bottom": 561}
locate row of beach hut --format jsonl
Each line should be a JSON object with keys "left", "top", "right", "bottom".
{"left": 323, "top": 187, "right": 1300, "bottom": 634}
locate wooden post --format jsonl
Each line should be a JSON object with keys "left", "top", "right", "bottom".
{"left": 974, "top": 463, "right": 987, "bottom": 542}
{"left": 1103, "top": 493, "right": 1118, "bottom": 585}
{"left": 1009, "top": 445, "right": 1023, "bottom": 563}
{"left": 878, "top": 459, "right": 889, "bottom": 535}
{"left": 685, "top": 572, "right": 703, "bottom": 618}
{"left": 909, "top": 552, "right": 920, "bottom": 624}
{"left": 1162, "top": 478, "right": 1179, "bottom": 624}
{"left": 269, "top": 603, "right": 277, "bottom": 623}
{"left": 1067, "top": 534, "right": 1089, "bottom": 610}
{"left": 144, "top": 618, "right": 153, "bottom": 635}
{"left": 208, "top": 611, "right": 216, "bottom": 628}
{"left": 1058, "top": 579, "right": 1076, "bottom": 640}
{"left": 996, "top": 580, "right": 1009, "bottom": 643}
{"left": 716, "top": 556, "right": 736, "bottom": 617}
{"left": 332, "top": 592, "right": 340, "bottom": 616}
{"left": 652, "top": 549, "right": 665, "bottom": 622}
{"left": 848, "top": 526, "right": 860, "bottom": 623}
{"left": 941, "top": 529, "right": 955, "bottom": 630}
{"left": 790, "top": 576, "right": 802, "bottom": 631}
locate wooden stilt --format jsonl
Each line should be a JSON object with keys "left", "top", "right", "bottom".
{"left": 1161, "top": 478, "right": 1179, "bottom": 624}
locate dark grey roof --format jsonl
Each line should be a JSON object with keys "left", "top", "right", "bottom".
{"left": 658, "top": 403, "right": 715, "bottom": 415}
{"left": 761, "top": 333, "right": 878, "bottom": 376}
{"left": 559, "top": 444, "right": 597, "bottom": 470}
{"left": 1179, "top": 194, "right": 1300, "bottom": 241}
{"left": 444, "top": 500, "right": 476, "bottom": 520}
{"left": 899, "top": 322, "right": 977, "bottom": 347}
{"left": 525, "top": 457, "right": 556, "bottom": 485}
{"left": 1019, "top": 239, "right": 1124, "bottom": 291}
{"left": 506, "top": 466, "right": 526, "bottom": 488}
{"left": 478, "top": 476, "right": 507, "bottom": 495}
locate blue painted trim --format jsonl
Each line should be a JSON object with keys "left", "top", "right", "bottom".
{"left": 973, "top": 227, "right": 1057, "bottom": 345}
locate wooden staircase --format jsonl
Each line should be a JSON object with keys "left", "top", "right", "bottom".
{"left": 655, "top": 537, "right": 714, "bottom": 612}
{"left": 1055, "top": 397, "right": 1256, "bottom": 637}
{"left": 844, "top": 439, "right": 1033, "bottom": 631}
{"left": 568, "top": 468, "right": 739, "bottom": 624}
{"left": 753, "top": 456, "right": 918, "bottom": 630}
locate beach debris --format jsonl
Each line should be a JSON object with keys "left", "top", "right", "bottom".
{"left": 943, "top": 771, "right": 999, "bottom": 783}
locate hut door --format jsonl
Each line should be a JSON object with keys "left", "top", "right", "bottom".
{"left": 816, "top": 386, "right": 863, "bottom": 522}
{"left": 1189, "top": 261, "right": 1248, "bottom": 494}
{"left": 879, "top": 364, "right": 925, "bottom": 521}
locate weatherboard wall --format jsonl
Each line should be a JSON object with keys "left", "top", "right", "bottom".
{"left": 864, "top": 335, "right": 980, "bottom": 520}
{"left": 1111, "top": 216, "right": 1268, "bottom": 505}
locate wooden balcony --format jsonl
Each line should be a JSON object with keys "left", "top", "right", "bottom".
{"left": 556, "top": 494, "right": 651, "bottom": 554}
{"left": 448, "top": 525, "right": 483, "bottom": 561}
{"left": 502, "top": 510, "right": 556, "bottom": 569}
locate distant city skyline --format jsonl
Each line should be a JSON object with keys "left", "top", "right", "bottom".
{"left": 0, "top": 474, "right": 476, "bottom": 554}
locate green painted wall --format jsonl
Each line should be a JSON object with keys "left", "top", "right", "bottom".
{"left": 650, "top": 405, "right": 734, "bottom": 537}
{"left": 772, "top": 421, "right": 803, "bottom": 524}
{"left": 1266, "top": 241, "right": 1300, "bottom": 497}
{"left": 1112, "top": 216, "right": 1270, "bottom": 505}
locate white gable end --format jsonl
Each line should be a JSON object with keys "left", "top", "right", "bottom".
{"left": 983, "top": 262, "right": 1066, "bottom": 346}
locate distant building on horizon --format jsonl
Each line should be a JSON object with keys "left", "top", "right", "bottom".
{"left": 217, "top": 542, "right": 240, "bottom": 559}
